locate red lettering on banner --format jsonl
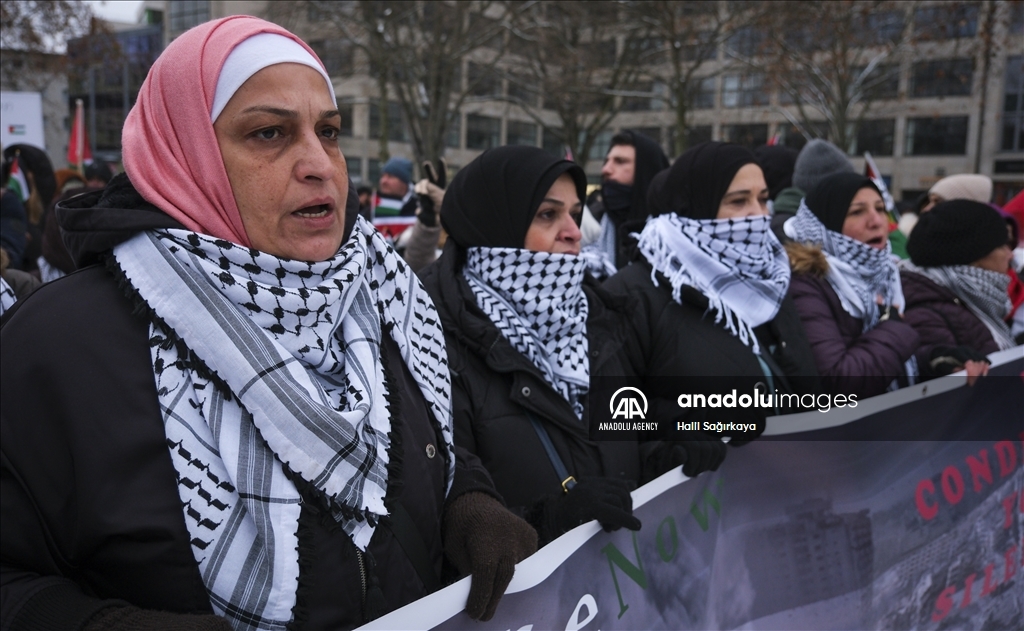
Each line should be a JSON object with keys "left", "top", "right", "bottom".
{"left": 966, "top": 449, "right": 993, "bottom": 492}
{"left": 994, "top": 440, "right": 1018, "bottom": 477}
{"left": 915, "top": 479, "right": 939, "bottom": 520}
{"left": 960, "top": 573, "right": 976, "bottom": 608}
{"left": 941, "top": 466, "right": 965, "bottom": 505}
{"left": 981, "top": 563, "right": 999, "bottom": 596}
{"left": 931, "top": 586, "right": 956, "bottom": 622}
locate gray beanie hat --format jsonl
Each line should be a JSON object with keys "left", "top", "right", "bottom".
{"left": 792, "top": 139, "right": 855, "bottom": 192}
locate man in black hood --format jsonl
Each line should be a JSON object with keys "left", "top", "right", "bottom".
{"left": 585, "top": 130, "right": 669, "bottom": 272}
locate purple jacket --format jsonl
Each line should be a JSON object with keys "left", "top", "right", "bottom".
{"left": 900, "top": 270, "right": 1000, "bottom": 368}
{"left": 787, "top": 243, "right": 920, "bottom": 398}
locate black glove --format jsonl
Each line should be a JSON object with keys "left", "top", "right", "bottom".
{"left": 650, "top": 440, "right": 728, "bottom": 478}
{"left": 415, "top": 159, "right": 447, "bottom": 227}
{"left": 877, "top": 302, "right": 903, "bottom": 323}
{"left": 927, "top": 345, "right": 990, "bottom": 377}
{"left": 532, "top": 477, "right": 641, "bottom": 544}
{"left": 443, "top": 492, "right": 538, "bottom": 621}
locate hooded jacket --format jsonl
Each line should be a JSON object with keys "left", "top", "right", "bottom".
{"left": 1, "top": 175, "right": 496, "bottom": 630}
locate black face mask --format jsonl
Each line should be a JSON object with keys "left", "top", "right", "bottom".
{"left": 601, "top": 180, "right": 633, "bottom": 218}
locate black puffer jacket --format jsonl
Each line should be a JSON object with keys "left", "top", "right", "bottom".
{"left": 1, "top": 176, "right": 496, "bottom": 630}
{"left": 419, "top": 248, "right": 661, "bottom": 518}
{"left": 603, "top": 261, "right": 820, "bottom": 426}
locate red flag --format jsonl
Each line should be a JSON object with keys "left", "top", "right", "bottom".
{"left": 767, "top": 133, "right": 781, "bottom": 146}
{"left": 67, "top": 99, "right": 92, "bottom": 171}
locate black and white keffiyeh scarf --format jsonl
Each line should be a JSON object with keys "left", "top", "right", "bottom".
{"left": 900, "top": 260, "right": 1015, "bottom": 350}
{"left": 785, "top": 203, "right": 906, "bottom": 333}
{"left": 463, "top": 247, "right": 590, "bottom": 418}
{"left": 635, "top": 213, "right": 791, "bottom": 355}
{"left": 0, "top": 277, "right": 16, "bottom": 315}
{"left": 579, "top": 214, "right": 618, "bottom": 280}
{"left": 112, "top": 217, "right": 453, "bottom": 630}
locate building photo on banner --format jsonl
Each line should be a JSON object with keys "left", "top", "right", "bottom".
{"left": 1, "top": 1, "right": 1023, "bottom": 631}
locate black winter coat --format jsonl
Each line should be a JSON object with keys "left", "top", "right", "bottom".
{"left": 603, "top": 261, "right": 819, "bottom": 425}
{"left": 0, "top": 178, "right": 494, "bottom": 631}
{"left": 418, "top": 250, "right": 659, "bottom": 517}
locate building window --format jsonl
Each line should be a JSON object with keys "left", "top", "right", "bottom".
{"left": 467, "top": 62, "right": 501, "bottom": 98}
{"left": 722, "top": 124, "right": 768, "bottom": 149}
{"left": 346, "top": 156, "right": 362, "bottom": 183}
{"left": 507, "top": 69, "right": 538, "bottom": 106}
{"left": 507, "top": 120, "right": 538, "bottom": 147}
{"left": 168, "top": 0, "right": 209, "bottom": 36}
{"left": 1012, "top": 2, "right": 1024, "bottom": 34}
{"left": 726, "top": 26, "right": 765, "bottom": 58}
{"left": 851, "top": 119, "right": 895, "bottom": 156}
{"left": 777, "top": 123, "right": 830, "bottom": 151}
{"left": 622, "top": 82, "right": 667, "bottom": 112}
{"left": 692, "top": 77, "right": 716, "bottom": 109}
{"left": 686, "top": 125, "right": 713, "bottom": 150}
{"left": 338, "top": 102, "right": 353, "bottom": 137}
{"left": 466, "top": 114, "right": 501, "bottom": 150}
{"left": 911, "top": 59, "right": 973, "bottom": 98}
{"left": 369, "top": 101, "right": 408, "bottom": 143}
{"left": 588, "top": 130, "right": 613, "bottom": 161}
{"left": 905, "top": 116, "right": 969, "bottom": 155}
{"left": 310, "top": 39, "right": 353, "bottom": 77}
{"left": 1003, "top": 55, "right": 1024, "bottom": 151}
{"left": 914, "top": 3, "right": 979, "bottom": 40}
{"left": 722, "top": 73, "right": 768, "bottom": 108}
{"left": 855, "top": 10, "right": 905, "bottom": 46}
{"left": 542, "top": 128, "right": 564, "bottom": 156}
{"left": 445, "top": 114, "right": 462, "bottom": 149}
{"left": 368, "top": 158, "right": 381, "bottom": 185}
{"left": 858, "top": 64, "right": 900, "bottom": 100}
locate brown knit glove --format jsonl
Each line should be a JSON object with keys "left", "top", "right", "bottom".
{"left": 84, "top": 606, "right": 232, "bottom": 631}
{"left": 442, "top": 492, "right": 538, "bottom": 621}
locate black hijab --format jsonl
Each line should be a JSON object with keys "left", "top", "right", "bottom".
{"left": 753, "top": 144, "right": 798, "bottom": 201}
{"left": 603, "top": 130, "right": 670, "bottom": 227}
{"left": 647, "top": 142, "right": 758, "bottom": 220}
{"left": 441, "top": 145, "right": 587, "bottom": 250}
{"left": 805, "top": 172, "right": 879, "bottom": 233}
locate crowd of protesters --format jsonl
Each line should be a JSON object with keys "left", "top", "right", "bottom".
{"left": 1, "top": 15, "right": 1021, "bottom": 631}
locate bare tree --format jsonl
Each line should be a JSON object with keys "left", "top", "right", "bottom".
{"left": 626, "top": 1, "right": 740, "bottom": 154}
{"left": 271, "top": 1, "right": 518, "bottom": 168}
{"left": 503, "top": 1, "right": 651, "bottom": 164}
{"left": 729, "top": 1, "right": 915, "bottom": 152}
{"left": 1, "top": 0, "right": 92, "bottom": 88}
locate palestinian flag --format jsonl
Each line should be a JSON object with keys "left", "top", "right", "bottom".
{"left": 6, "top": 157, "right": 29, "bottom": 202}
{"left": 372, "top": 192, "right": 405, "bottom": 218}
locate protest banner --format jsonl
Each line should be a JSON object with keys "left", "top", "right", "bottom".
{"left": 359, "top": 346, "right": 1023, "bottom": 630}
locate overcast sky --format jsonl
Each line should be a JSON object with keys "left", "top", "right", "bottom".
{"left": 86, "top": 0, "right": 145, "bottom": 24}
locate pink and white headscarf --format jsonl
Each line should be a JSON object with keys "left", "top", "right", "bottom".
{"left": 122, "top": 16, "right": 335, "bottom": 247}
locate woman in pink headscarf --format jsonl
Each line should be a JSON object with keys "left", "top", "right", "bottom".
{"left": 0, "top": 17, "right": 534, "bottom": 630}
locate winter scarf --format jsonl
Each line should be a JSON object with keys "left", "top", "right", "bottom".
{"left": 111, "top": 217, "right": 453, "bottom": 630}
{"left": 0, "top": 277, "right": 15, "bottom": 315}
{"left": 636, "top": 213, "right": 790, "bottom": 355}
{"left": 463, "top": 247, "right": 590, "bottom": 418}
{"left": 901, "top": 260, "right": 1015, "bottom": 350}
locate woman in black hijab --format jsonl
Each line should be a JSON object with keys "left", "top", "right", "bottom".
{"left": 605, "top": 142, "right": 818, "bottom": 441}
{"left": 419, "top": 146, "right": 710, "bottom": 545}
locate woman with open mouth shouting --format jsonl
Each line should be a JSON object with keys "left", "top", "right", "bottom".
{"left": 0, "top": 16, "right": 535, "bottom": 631}
{"left": 785, "top": 171, "right": 921, "bottom": 398}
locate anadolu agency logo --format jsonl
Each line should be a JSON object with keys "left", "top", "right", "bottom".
{"left": 609, "top": 387, "right": 648, "bottom": 420}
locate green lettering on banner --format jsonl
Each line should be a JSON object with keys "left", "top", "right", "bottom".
{"left": 600, "top": 531, "right": 647, "bottom": 619}
{"left": 690, "top": 480, "right": 723, "bottom": 532}
{"left": 656, "top": 516, "right": 678, "bottom": 562}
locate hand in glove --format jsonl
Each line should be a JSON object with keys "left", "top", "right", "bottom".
{"left": 532, "top": 477, "right": 641, "bottom": 545}
{"left": 443, "top": 492, "right": 537, "bottom": 621}
{"left": 415, "top": 159, "right": 447, "bottom": 227}
{"left": 647, "top": 439, "right": 727, "bottom": 479}
{"left": 928, "top": 345, "right": 990, "bottom": 384}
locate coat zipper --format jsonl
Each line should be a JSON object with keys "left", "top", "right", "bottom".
{"left": 356, "top": 547, "right": 367, "bottom": 600}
